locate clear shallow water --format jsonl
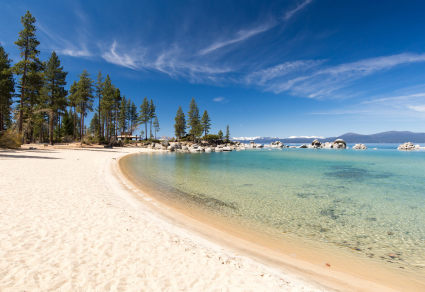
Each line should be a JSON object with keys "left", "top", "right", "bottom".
{"left": 123, "top": 148, "right": 425, "bottom": 273}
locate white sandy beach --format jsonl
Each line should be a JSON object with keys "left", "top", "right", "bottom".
{"left": 0, "top": 147, "right": 328, "bottom": 291}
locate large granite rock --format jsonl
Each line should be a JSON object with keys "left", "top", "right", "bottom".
{"left": 333, "top": 139, "right": 347, "bottom": 149}
{"left": 311, "top": 139, "right": 322, "bottom": 148}
{"left": 353, "top": 143, "right": 367, "bottom": 150}
{"left": 398, "top": 142, "right": 418, "bottom": 151}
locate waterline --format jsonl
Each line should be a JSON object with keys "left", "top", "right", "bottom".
{"left": 120, "top": 149, "right": 425, "bottom": 288}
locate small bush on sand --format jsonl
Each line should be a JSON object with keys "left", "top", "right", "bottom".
{"left": 0, "top": 130, "right": 22, "bottom": 149}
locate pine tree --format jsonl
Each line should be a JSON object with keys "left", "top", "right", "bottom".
{"left": 89, "top": 113, "right": 100, "bottom": 137}
{"left": 14, "top": 11, "right": 41, "bottom": 135}
{"left": 174, "top": 106, "right": 186, "bottom": 139}
{"left": 0, "top": 45, "right": 15, "bottom": 132}
{"left": 225, "top": 125, "right": 230, "bottom": 142}
{"left": 76, "top": 70, "right": 93, "bottom": 143}
{"left": 201, "top": 110, "right": 211, "bottom": 137}
{"left": 118, "top": 96, "right": 128, "bottom": 133}
{"left": 113, "top": 88, "right": 121, "bottom": 140}
{"left": 129, "top": 101, "right": 138, "bottom": 133}
{"left": 149, "top": 99, "right": 156, "bottom": 138}
{"left": 100, "top": 75, "right": 115, "bottom": 142}
{"left": 187, "top": 98, "right": 202, "bottom": 141}
{"left": 139, "top": 97, "right": 150, "bottom": 140}
{"left": 43, "top": 51, "right": 67, "bottom": 145}
{"left": 153, "top": 116, "right": 160, "bottom": 139}
{"left": 218, "top": 130, "right": 223, "bottom": 140}
{"left": 95, "top": 72, "right": 103, "bottom": 139}
{"left": 61, "top": 109, "right": 73, "bottom": 137}
{"left": 68, "top": 81, "right": 79, "bottom": 139}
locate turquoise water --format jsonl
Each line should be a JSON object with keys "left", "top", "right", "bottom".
{"left": 123, "top": 148, "right": 425, "bottom": 273}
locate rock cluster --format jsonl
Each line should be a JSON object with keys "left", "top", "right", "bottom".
{"left": 397, "top": 142, "right": 419, "bottom": 151}
{"left": 352, "top": 144, "right": 367, "bottom": 150}
{"left": 249, "top": 141, "right": 264, "bottom": 148}
{"left": 145, "top": 141, "right": 247, "bottom": 153}
{"left": 270, "top": 141, "right": 284, "bottom": 148}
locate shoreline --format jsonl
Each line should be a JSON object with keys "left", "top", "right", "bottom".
{"left": 118, "top": 150, "right": 425, "bottom": 292}
{"left": 0, "top": 147, "right": 326, "bottom": 291}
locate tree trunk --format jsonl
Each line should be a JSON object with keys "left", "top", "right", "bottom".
{"left": 98, "top": 96, "right": 101, "bottom": 139}
{"left": 80, "top": 104, "right": 84, "bottom": 144}
{"left": 49, "top": 111, "right": 54, "bottom": 145}
{"left": 73, "top": 107, "right": 77, "bottom": 140}
{"left": 145, "top": 122, "right": 147, "bottom": 140}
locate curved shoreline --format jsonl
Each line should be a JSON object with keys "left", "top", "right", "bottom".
{"left": 117, "top": 151, "right": 425, "bottom": 291}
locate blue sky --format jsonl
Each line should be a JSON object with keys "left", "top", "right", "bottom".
{"left": 1, "top": 0, "right": 425, "bottom": 138}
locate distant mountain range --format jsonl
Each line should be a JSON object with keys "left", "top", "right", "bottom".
{"left": 233, "top": 131, "right": 425, "bottom": 144}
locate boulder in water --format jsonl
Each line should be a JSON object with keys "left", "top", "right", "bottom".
{"left": 333, "top": 139, "right": 347, "bottom": 149}
{"left": 353, "top": 143, "right": 367, "bottom": 150}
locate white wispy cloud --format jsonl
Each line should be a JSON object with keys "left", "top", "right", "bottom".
{"left": 245, "top": 60, "right": 323, "bottom": 86}
{"left": 199, "top": 23, "right": 275, "bottom": 55}
{"left": 213, "top": 96, "right": 226, "bottom": 102}
{"left": 38, "top": 23, "right": 92, "bottom": 58}
{"left": 283, "top": 0, "right": 313, "bottom": 21}
{"left": 101, "top": 41, "right": 138, "bottom": 69}
{"left": 407, "top": 105, "right": 425, "bottom": 112}
{"left": 264, "top": 53, "right": 425, "bottom": 97}
{"left": 199, "top": 0, "right": 313, "bottom": 56}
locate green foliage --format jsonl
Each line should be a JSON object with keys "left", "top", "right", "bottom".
{"left": 43, "top": 51, "right": 67, "bottom": 144}
{"left": 89, "top": 113, "right": 100, "bottom": 137}
{"left": 174, "top": 106, "right": 186, "bottom": 139}
{"left": 149, "top": 99, "right": 156, "bottom": 138}
{"left": 203, "top": 134, "right": 221, "bottom": 143}
{"left": 76, "top": 70, "right": 94, "bottom": 142}
{"left": 0, "top": 130, "right": 22, "bottom": 149}
{"left": 139, "top": 97, "right": 150, "bottom": 140}
{"left": 187, "top": 98, "right": 202, "bottom": 140}
{"left": 129, "top": 101, "right": 138, "bottom": 132}
{"left": 225, "top": 125, "right": 230, "bottom": 142}
{"left": 218, "top": 130, "right": 223, "bottom": 140}
{"left": 14, "top": 11, "right": 42, "bottom": 135}
{"left": 201, "top": 110, "right": 211, "bottom": 136}
{"left": 0, "top": 45, "right": 14, "bottom": 131}
{"left": 118, "top": 96, "right": 129, "bottom": 133}
{"left": 153, "top": 116, "right": 160, "bottom": 139}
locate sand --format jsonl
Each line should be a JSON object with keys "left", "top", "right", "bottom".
{"left": 0, "top": 147, "right": 327, "bottom": 291}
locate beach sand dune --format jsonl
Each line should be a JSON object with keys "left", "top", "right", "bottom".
{"left": 0, "top": 148, "right": 324, "bottom": 291}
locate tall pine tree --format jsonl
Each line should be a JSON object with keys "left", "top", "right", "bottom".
{"left": 149, "top": 99, "right": 156, "bottom": 138}
{"left": 139, "top": 97, "right": 150, "bottom": 140}
{"left": 187, "top": 98, "right": 202, "bottom": 141}
{"left": 95, "top": 71, "right": 104, "bottom": 139}
{"left": 43, "top": 51, "right": 67, "bottom": 145}
{"left": 0, "top": 45, "right": 15, "bottom": 132}
{"left": 225, "top": 125, "right": 230, "bottom": 142}
{"left": 174, "top": 106, "right": 186, "bottom": 139}
{"left": 14, "top": 11, "right": 41, "bottom": 135}
{"left": 201, "top": 110, "right": 211, "bottom": 137}
{"left": 153, "top": 116, "right": 160, "bottom": 139}
{"left": 76, "top": 70, "right": 93, "bottom": 143}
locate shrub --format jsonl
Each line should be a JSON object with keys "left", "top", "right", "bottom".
{"left": 0, "top": 130, "right": 22, "bottom": 149}
{"left": 203, "top": 134, "right": 222, "bottom": 144}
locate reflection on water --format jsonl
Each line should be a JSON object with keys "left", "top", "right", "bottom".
{"left": 123, "top": 149, "right": 425, "bottom": 273}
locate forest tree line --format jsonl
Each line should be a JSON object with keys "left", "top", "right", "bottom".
{"left": 0, "top": 11, "right": 160, "bottom": 145}
{"left": 1, "top": 11, "right": 231, "bottom": 148}
{"left": 174, "top": 98, "right": 230, "bottom": 143}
